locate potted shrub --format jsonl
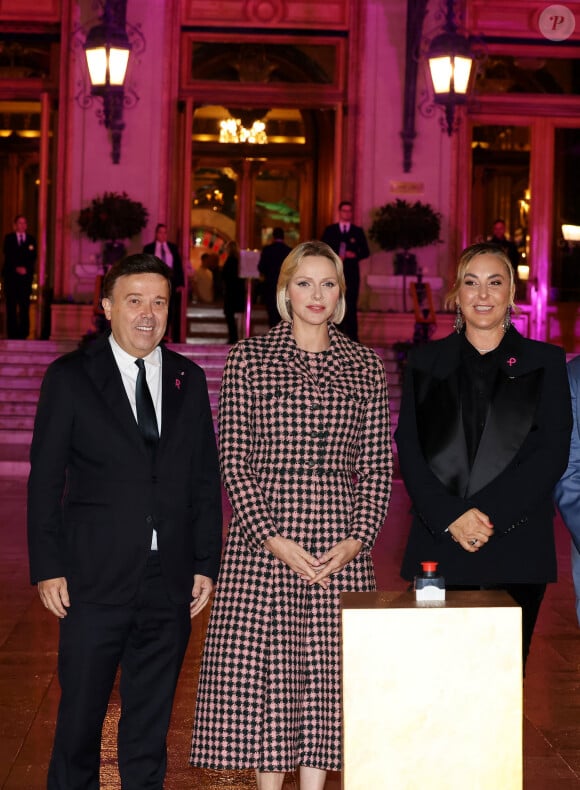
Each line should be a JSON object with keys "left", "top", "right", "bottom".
{"left": 368, "top": 199, "right": 442, "bottom": 310}
{"left": 78, "top": 191, "right": 149, "bottom": 271}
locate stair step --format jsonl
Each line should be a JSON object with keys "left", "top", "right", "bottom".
{"left": 0, "top": 383, "right": 44, "bottom": 398}
{"left": 0, "top": 416, "right": 36, "bottom": 430}
{"left": 0, "top": 403, "right": 38, "bottom": 415}
{"left": 0, "top": 365, "right": 52, "bottom": 378}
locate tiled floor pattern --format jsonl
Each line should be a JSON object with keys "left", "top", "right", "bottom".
{"left": 1, "top": 478, "right": 579, "bottom": 788}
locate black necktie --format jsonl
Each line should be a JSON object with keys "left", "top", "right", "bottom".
{"left": 160, "top": 243, "right": 166, "bottom": 262}
{"left": 135, "top": 358, "right": 159, "bottom": 445}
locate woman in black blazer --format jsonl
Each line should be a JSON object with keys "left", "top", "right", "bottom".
{"left": 395, "top": 242, "right": 572, "bottom": 665}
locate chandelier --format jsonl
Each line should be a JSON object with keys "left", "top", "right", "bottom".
{"left": 219, "top": 118, "right": 268, "bottom": 144}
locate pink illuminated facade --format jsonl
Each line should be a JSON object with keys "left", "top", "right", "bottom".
{"left": 1, "top": 0, "right": 580, "bottom": 348}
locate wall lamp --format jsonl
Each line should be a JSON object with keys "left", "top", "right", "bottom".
{"left": 83, "top": 0, "right": 131, "bottom": 164}
{"left": 426, "top": 0, "right": 475, "bottom": 135}
{"left": 401, "top": 0, "right": 478, "bottom": 171}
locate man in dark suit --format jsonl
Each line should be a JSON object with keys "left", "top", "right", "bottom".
{"left": 143, "top": 223, "right": 186, "bottom": 342}
{"left": 2, "top": 214, "right": 37, "bottom": 338}
{"left": 27, "top": 253, "right": 222, "bottom": 789}
{"left": 321, "top": 201, "right": 370, "bottom": 342}
{"left": 258, "top": 227, "right": 292, "bottom": 327}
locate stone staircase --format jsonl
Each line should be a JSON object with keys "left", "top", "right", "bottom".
{"left": 186, "top": 302, "right": 270, "bottom": 344}
{"left": 0, "top": 338, "right": 402, "bottom": 477}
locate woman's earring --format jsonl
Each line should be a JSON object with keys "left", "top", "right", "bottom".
{"left": 454, "top": 304, "right": 464, "bottom": 333}
{"left": 503, "top": 304, "right": 512, "bottom": 332}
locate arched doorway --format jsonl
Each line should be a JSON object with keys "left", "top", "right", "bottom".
{"left": 179, "top": 34, "right": 346, "bottom": 275}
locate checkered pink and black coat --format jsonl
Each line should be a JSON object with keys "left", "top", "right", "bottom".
{"left": 190, "top": 321, "right": 392, "bottom": 772}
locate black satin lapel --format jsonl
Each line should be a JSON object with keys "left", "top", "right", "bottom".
{"left": 414, "top": 369, "right": 470, "bottom": 496}
{"left": 467, "top": 367, "right": 544, "bottom": 496}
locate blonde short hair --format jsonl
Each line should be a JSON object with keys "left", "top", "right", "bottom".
{"left": 446, "top": 242, "right": 516, "bottom": 310}
{"left": 276, "top": 240, "right": 346, "bottom": 324}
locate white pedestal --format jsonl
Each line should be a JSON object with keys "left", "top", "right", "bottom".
{"left": 342, "top": 590, "right": 522, "bottom": 790}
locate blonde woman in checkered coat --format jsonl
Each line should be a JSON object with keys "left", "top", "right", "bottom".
{"left": 191, "top": 240, "right": 392, "bottom": 789}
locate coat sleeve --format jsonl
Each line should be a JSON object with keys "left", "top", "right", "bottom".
{"left": 349, "top": 353, "right": 393, "bottom": 548}
{"left": 394, "top": 348, "right": 474, "bottom": 536}
{"left": 187, "top": 366, "right": 223, "bottom": 581}
{"left": 469, "top": 346, "right": 572, "bottom": 535}
{"left": 553, "top": 358, "right": 580, "bottom": 552}
{"left": 27, "top": 360, "right": 74, "bottom": 584}
{"left": 218, "top": 343, "right": 278, "bottom": 551}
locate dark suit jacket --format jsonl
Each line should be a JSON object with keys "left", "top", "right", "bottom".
{"left": 27, "top": 334, "right": 222, "bottom": 605}
{"left": 321, "top": 223, "right": 370, "bottom": 267}
{"left": 395, "top": 327, "right": 572, "bottom": 585}
{"left": 143, "top": 240, "right": 185, "bottom": 288}
{"left": 258, "top": 241, "right": 292, "bottom": 288}
{"left": 2, "top": 232, "right": 37, "bottom": 286}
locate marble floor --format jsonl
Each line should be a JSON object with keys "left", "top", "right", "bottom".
{"left": 1, "top": 477, "right": 579, "bottom": 789}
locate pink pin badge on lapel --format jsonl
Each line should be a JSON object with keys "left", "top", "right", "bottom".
{"left": 175, "top": 378, "right": 181, "bottom": 390}
{"left": 507, "top": 356, "right": 517, "bottom": 367}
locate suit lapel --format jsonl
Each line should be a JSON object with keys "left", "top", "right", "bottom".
{"left": 83, "top": 334, "right": 144, "bottom": 447}
{"left": 414, "top": 366, "right": 470, "bottom": 497}
{"left": 159, "top": 347, "right": 186, "bottom": 447}
{"left": 466, "top": 354, "right": 544, "bottom": 497}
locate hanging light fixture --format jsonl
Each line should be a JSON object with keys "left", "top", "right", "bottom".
{"left": 427, "top": 0, "right": 475, "bottom": 135}
{"left": 83, "top": 0, "right": 132, "bottom": 163}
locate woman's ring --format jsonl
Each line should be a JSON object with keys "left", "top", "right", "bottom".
{"left": 470, "top": 538, "right": 478, "bottom": 546}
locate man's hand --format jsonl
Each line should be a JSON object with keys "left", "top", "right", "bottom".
{"left": 38, "top": 577, "right": 69, "bottom": 618}
{"left": 190, "top": 574, "right": 214, "bottom": 618}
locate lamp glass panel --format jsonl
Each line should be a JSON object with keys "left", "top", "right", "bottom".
{"left": 453, "top": 57, "right": 472, "bottom": 94}
{"left": 562, "top": 224, "right": 580, "bottom": 242}
{"left": 108, "top": 48, "right": 130, "bottom": 86}
{"left": 429, "top": 57, "right": 452, "bottom": 94}
{"left": 86, "top": 47, "right": 107, "bottom": 86}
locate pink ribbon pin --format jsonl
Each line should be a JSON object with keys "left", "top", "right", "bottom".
{"left": 175, "top": 378, "right": 181, "bottom": 390}
{"left": 507, "top": 357, "right": 517, "bottom": 367}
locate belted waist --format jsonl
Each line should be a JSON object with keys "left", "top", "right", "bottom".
{"left": 258, "top": 464, "right": 351, "bottom": 476}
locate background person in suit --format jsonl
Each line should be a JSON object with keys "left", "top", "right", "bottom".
{"left": 27, "top": 253, "right": 223, "bottom": 789}
{"left": 2, "top": 214, "right": 37, "bottom": 339}
{"left": 321, "top": 200, "right": 370, "bottom": 342}
{"left": 554, "top": 355, "right": 580, "bottom": 627}
{"left": 395, "top": 242, "right": 571, "bottom": 668}
{"left": 258, "top": 227, "right": 292, "bottom": 327}
{"left": 143, "top": 223, "right": 185, "bottom": 342}
{"left": 221, "top": 240, "right": 245, "bottom": 344}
